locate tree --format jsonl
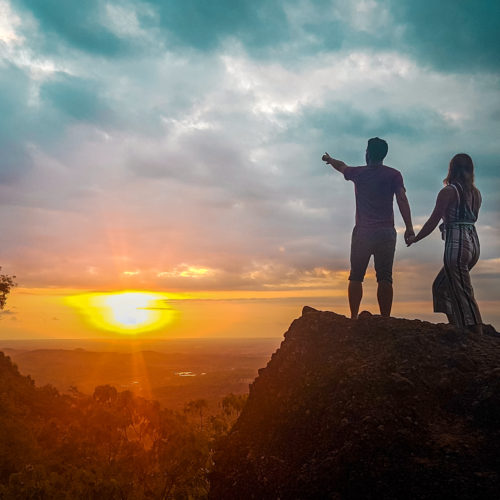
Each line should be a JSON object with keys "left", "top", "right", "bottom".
{"left": 93, "top": 384, "right": 118, "bottom": 405}
{"left": 221, "top": 393, "right": 247, "bottom": 417}
{"left": 184, "top": 399, "right": 208, "bottom": 431}
{"left": 0, "top": 268, "right": 16, "bottom": 310}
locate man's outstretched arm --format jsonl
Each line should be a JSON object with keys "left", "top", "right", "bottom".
{"left": 395, "top": 187, "right": 414, "bottom": 244}
{"left": 322, "top": 152, "right": 347, "bottom": 174}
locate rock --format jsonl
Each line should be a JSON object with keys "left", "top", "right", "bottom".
{"left": 302, "top": 306, "right": 318, "bottom": 315}
{"left": 210, "top": 309, "right": 500, "bottom": 499}
{"left": 358, "top": 310, "right": 372, "bottom": 319}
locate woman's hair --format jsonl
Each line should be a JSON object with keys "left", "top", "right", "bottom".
{"left": 444, "top": 153, "right": 475, "bottom": 191}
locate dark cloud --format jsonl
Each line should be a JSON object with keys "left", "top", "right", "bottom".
{"left": 0, "top": 63, "right": 115, "bottom": 184}
{"left": 144, "top": 0, "right": 500, "bottom": 73}
{"left": 0, "top": 63, "right": 33, "bottom": 182}
{"left": 40, "top": 72, "right": 112, "bottom": 123}
{"left": 144, "top": 0, "right": 290, "bottom": 54}
{"left": 291, "top": 103, "right": 454, "bottom": 141}
{"left": 14, "top": 0, "right": 128, "bottom": 56}
{"left": 388, "top": 0, "right": 500, "bottom": 72}
{"left": 10, "top": 0, "right": 500, "bottom": 75}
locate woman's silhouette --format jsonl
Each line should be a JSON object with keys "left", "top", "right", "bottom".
{"left": 408, "top": 154, "right": 482, "bottom": 333}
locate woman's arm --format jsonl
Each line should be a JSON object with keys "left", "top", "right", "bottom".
{"left": 408, "top": 187, "right": 454, "bottom": 245}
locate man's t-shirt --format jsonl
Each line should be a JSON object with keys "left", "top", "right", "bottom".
{"left": 344, "top": 165, "right": 404, "bottom": 228}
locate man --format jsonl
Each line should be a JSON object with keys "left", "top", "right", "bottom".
{"left": 322, "top": 137, "right": 413, "bottom": 319}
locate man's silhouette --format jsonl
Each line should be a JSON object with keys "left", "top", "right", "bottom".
{"left": 322, "top": 138, "right": 413, "bottom": 319}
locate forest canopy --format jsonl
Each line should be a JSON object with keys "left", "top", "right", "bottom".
{"left": 0, "top": 350, "right": 246, "bottom": 499}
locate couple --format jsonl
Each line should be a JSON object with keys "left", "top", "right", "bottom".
{"left": 322, "top": 137, "right": 483, "bottom": 334}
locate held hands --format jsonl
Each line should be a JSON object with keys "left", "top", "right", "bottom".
{"left": 404, "top": 228, "right": 416, "bottom": 246}
{"left": 406, "top": 235, "right": 417, "bottom": 246}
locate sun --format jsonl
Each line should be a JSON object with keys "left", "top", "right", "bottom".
{"left": 66, "top": 291, "right": 176, "bottom": 334}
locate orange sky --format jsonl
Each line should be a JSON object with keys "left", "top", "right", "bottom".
{"left": 3, "top": 278, "right": 499, "bottom": 340}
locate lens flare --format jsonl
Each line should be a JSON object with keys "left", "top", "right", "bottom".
{"left": 66, "top": 291, "right": 176, "bottom": 334}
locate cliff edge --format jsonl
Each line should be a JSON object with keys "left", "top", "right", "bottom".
{"left": 210, "top": 308, "right": 500, "bottom": 499}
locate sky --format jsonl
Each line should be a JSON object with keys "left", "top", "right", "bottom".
{"left": 0, "top": 0, "right": 499, "bottom": 339}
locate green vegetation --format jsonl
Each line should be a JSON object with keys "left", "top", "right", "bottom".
{"left": 0, "top": 351, "right": 247, "bottom": 499}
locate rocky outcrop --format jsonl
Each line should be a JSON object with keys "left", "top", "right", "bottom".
{"left": 210, "top": 308, "right": 500, "bottom": 499}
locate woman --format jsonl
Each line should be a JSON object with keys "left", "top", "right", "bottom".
{"left": 407, "top": 154, "right": 482, "bottom": 333}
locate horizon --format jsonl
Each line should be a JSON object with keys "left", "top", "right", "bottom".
{"left": 1, "top": 0, "right": 499, "bottom": 339}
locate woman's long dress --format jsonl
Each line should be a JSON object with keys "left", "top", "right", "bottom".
{"left": 432, "top": 182, "right": 482, "bottom": 326}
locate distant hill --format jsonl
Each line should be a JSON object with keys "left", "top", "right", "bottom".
{"left": 210, "top": 308, "right": 500, "bottom": 499}
{"left": 2, "top": 339, "right": 280, "bottom": 410}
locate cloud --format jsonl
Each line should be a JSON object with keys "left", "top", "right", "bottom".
{"left": 144, "top": 0, "right": 290, "bottom": 54}
{"left": 291, "top": 104, "right": 455, "bottom": 144}
{"left": 11, "top": 0, "right": 500, "bottom": 76}
{"left": 40, "top": 72, "right": 112, "bottom": 123}
{"left": 388, "top": 0, "right": 500, "bottom": 72}
{"left": 14, "top": 0, "right": 129, "bottom": 56}
{"left": 157, "top": 265, "right": 215, "bottom": 279}
{"left": 0, "top": 0, "right": 497, "bottom": 315}
{"left": 0, "top": 62, "right": 34, "bottom": 181}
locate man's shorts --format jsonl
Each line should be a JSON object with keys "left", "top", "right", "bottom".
{"left": 349, "top": 226, "right": 397, "bottom": 283}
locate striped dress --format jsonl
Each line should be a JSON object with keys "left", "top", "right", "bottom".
{"left": 432, "top": 182, "right": 482, "bottom": 327}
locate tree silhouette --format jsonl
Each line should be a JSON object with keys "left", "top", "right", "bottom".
{"left": 0, "top": 268, "right": 16, "bottom": 310}
{"left": 184, "top": 399, "right": 208, "bottom": 431}
{"left": 93, "top": 384, "right": 118, "bottom": 405}
{"left": 221, "top": 393, "right": 247, "bottom": 417}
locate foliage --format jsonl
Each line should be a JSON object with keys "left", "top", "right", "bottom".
{"left": 0, "top": 352, "right": 246, "bottom": 499}
{"left": 0, "top": 268, "right": 16, "bottom": 310}
{"left": 184, "top": 399, "right": 209, "bottom": 431}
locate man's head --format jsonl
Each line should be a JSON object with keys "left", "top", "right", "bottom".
{"left": 366, "top": 137, "right": 388, "bottom": 164}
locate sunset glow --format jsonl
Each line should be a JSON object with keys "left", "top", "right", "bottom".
{"left": 66, "top": 291, "right": 176, "bottom": 334}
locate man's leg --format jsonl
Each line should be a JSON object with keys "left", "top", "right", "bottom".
{"left": 377, "top": 280, "right": 393, "bottom": 317}
{"left": 348, "top": 280, "right": 363, "bottom": 319}
{"left": 373, "top": 228, "right": 397, "bottom": 317}
{"left": 348, "top": 227, "right": 371, "bottom": 319}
